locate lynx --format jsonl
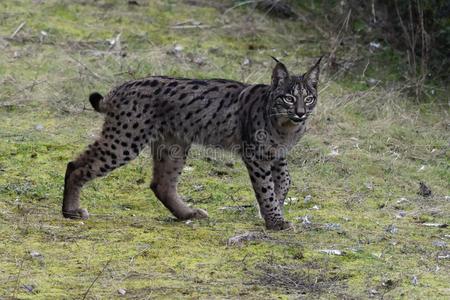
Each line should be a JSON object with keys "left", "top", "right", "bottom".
{"left": 62, "top": 57, "right": 321, "bottom": 230}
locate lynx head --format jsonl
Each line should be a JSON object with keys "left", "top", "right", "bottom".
{"left": 269, "top": 57, "right": 321, "bottom": 127}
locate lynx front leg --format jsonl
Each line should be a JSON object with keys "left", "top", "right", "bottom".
{"left": 150, "top": 144, "right": 208, "bottom": 220}
{"left": 244, "top": 159, "right": 292, "bottom": 230}
{"left": 272, "top": 158, "right": 291, "bottom": 209}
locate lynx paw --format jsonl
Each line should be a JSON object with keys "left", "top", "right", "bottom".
{"left": 62, "top": 208, "right": 89, "bottom": 220}
{"left": 266, "top": 220, "right": 293, "bottom": 231}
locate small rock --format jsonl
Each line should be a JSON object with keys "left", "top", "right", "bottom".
{"left": 319, "top": 249, "right": 343, "bottom": 255}
{"left": 192, "top": 184, "right": 204, "bottom": 192}
{"left": 421, "top": 223, "right": 447, "bottom": 228}
{"left": 396, "top": 197, "right": 408, "bottom": 204}
{"left": 118, "top": 288, "right": 127, "bottom": 295}
{"left": 304, "top": 194, "right": 312, "bottom": 203}
{"left": 369, "top": 41, "right": 381, "bottom": 50}
{"left": 193, "top": 56, "right": 206, "bottom": 66}
{"left": 418, "top": 181, "right": 432, "bottom": 197}
{"left": 444, "top": 196, "right": 450, "bottom": 201}
{"left": 328, "top": 146, "right": 339, "bottom": 156}
{"left": 30, "top": 250, "right": 43, "bottom": 259}
{"left": 173, "top": 44, "right": 183, "bottom": 52}
{"left": 167, "top": 44, "right": 184, "bottom": 56}
{"left": 227, "top": 232, "right": 265, "bottom": 246}
{"left": 183, "top": 166, "right": 194, "bottom": 172}
{"left": 285, "top": 197, "right": 298, "bottom": 204}
{"left": 365, "top": 182, "right": 374, "bottom": 190}
{"left": 386, "top": 224, "right": 398, "bottom": 234}
{"left": 366, "top": 78, "right": 379, "bottom": 86}
{"left": 369, "top": 289, "right": 379, "bottom": 295}
{"left": 39, "top": 30, "right": 48, "bottom": 43}
{"left": 242, "top": 57, "right": 251, "bottom": 67}
{"left": 311, "top": 205, "right": 320, "bottom": 210}
{"left": 324, "top": 223, "right": 341, "bottom": 231}
{"left": 395, "top": 211, "right": 406, "bottom": 219}
{"left": 299, "top": 215, "right": 312, "bottom": 226}
{"left": 372, "top": 252, "right": 382, "bottom": 258}
{"left": 35, "top": 124, "right": 44, "bottom": 131}
{"left": 21, "top": 284, "right": 35, "bottom": 293}
{"left": 432, "top": 240, "right": 447, "bottom": 248}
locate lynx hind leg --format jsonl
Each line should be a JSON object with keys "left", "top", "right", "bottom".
{"left": 150, "top": 144, "right": 208, "bottom": 220}
{"left": 62, "top": 134, "right": 143, "bottom": 219}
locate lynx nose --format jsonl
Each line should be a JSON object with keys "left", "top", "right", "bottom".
{"left": 295, "top": 105, "right": 306, "bottom": 119}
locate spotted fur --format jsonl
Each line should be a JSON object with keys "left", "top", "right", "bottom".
{"left": 62, "top": 58, "right": 321, "bottom": 230}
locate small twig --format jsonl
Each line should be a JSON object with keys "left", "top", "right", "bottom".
{"left": 68, "top": 55, "right": 102, "bottom": 80}
{"left": 362, "top": 59, "right": 370, "bottom": 78}
{"left": 10, "top": 22, "right": 26, "bottom": 39}
{"left": 129, "top": 245, "right": 151, "bottom": 264}
{"left": 12, "top": 256, "right": 26, "bottom": 298}
{"left": 170, "top": 24, "right": 212, "bottom": 29}
{"left": 82, "top": 258, "right": 112, "bottom": 300}
{"left": 223, "top": 0, "right": 255, "bottom": 15}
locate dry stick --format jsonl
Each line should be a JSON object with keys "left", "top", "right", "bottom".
{"left": 10, "top": 22, "right": 26, "bottom": 39}
{"left": 82, "top": 258, "right": 112, "bottom": 300}
{"left": 12, "top": 256, "right": 26, "bottom": 298}
{"left": 362, "top": 59, "right": 370, "bottom": 78}
{"left": 170, "top": 24, "right": 212, "bottom": 29}
{"left": 223, "top": 0, "right": 255, "bottom": 15}
{"left": 68, "top": 55, "right": 102, "bottom": 80}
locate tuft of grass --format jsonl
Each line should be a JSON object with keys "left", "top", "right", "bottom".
{"left": 0, "top": 0, "right": 449, "bottom": 299}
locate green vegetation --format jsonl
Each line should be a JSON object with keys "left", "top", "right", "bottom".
{"left": 0, "top": 0, "right": 448, "bottom": 298}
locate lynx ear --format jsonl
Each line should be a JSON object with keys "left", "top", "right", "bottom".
{"left": 271, "top": 56, "right": 289, "bottom": 88}
{"left": 304, "top": 56, "right": 322, "bottom": 89}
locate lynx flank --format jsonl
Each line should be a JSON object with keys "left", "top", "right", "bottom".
{"left": 62, "top": 57, "right": 321, "bottom": 230}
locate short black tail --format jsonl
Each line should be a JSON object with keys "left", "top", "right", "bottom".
{"left": 89, "top": 92, "right": 104, "bottom": 113}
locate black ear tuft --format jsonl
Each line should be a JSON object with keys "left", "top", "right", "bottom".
{"left": 89, "top": 92, "right": 103, "bottom": 113}
{"left": 270, "top": 55, "right": 281, "bottom": 64}
{"left": 271, "top": 58, "right": 289, "bottom": 88}
{"left": 304, "top": 56, "right": 322, "bottom": 89}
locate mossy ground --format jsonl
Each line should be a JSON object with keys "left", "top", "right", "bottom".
{"left": 0, "top": 0, "right": 449, "bottom": 299}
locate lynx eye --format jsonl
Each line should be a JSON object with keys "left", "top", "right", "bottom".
{"left": 304, "top": 95, "right": 315, "bottom": 105}
{"left": 282, "top": 95, "right": 296, "bottom": 105}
